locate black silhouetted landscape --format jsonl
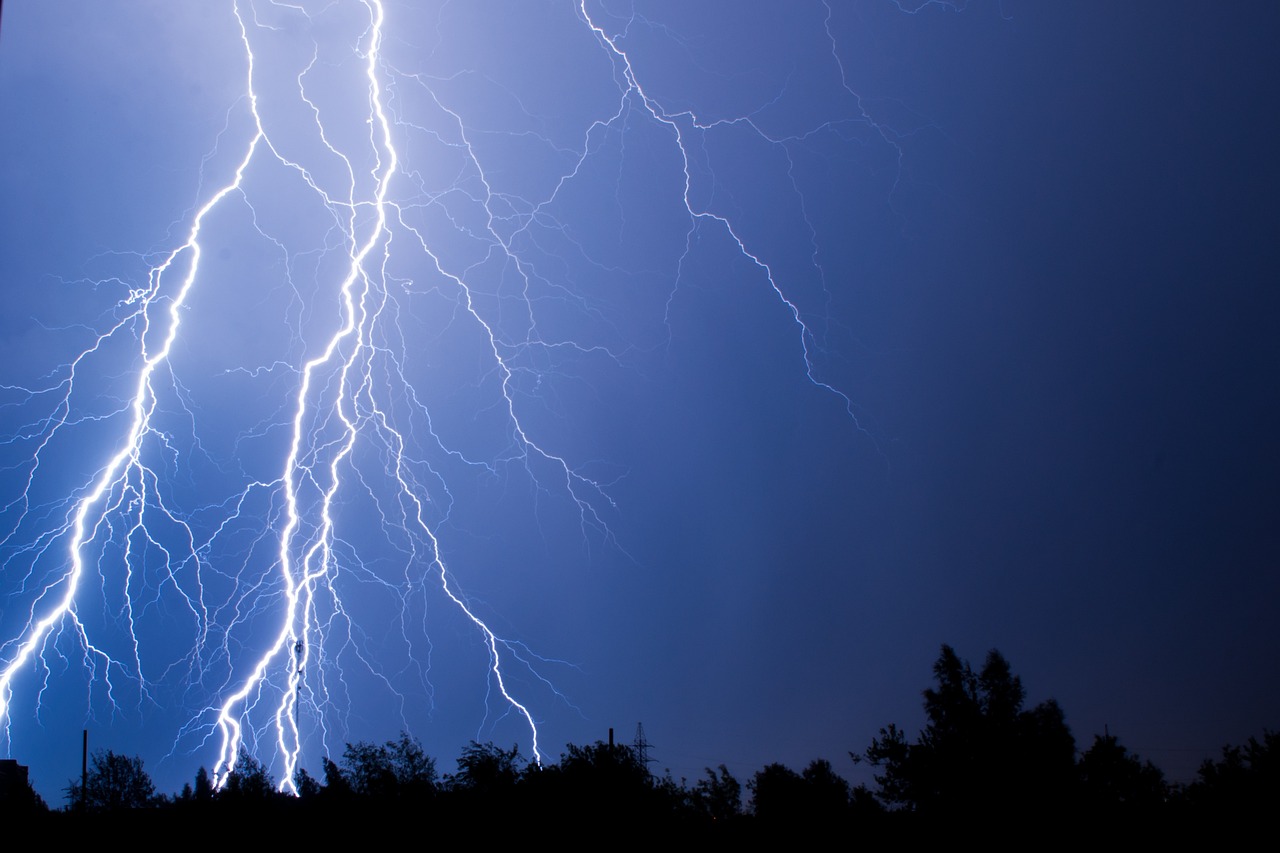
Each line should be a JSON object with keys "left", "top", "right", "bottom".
{"left": 2, "top": 646, "right": 1275, "bottom": 842}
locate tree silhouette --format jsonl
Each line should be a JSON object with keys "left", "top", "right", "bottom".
{"left": 449, "top": 741, "right": 521, "bottom": 792}
{"left": 1078, "top": 731, "right": 1166, "bottom": 811}
{"left": 320, "top": 756, "right": 353, "bottom": 802}
{"left": 194, "top": 766, "right": 214, "bottom": 801}
{"left": 1185, "top": 729, "right": 1280, "bottom": 818}
{"left": 555, "top": 740, "right": 651, "bottom": 791}
{"left": 339, "top": 731, "right": 437, "bottom": 801}
{"left": 865, "top": 645, "right": 1075, "bottom": 815}
{"left": 749, "top": 759, "right": 850, "bottom": 824}
{"left": 293, "top": 765, "right": 322, "bottom": 800}
{"left": 801, "top": 759, "right": 852, "bottom": 818}
{"left": 522, "top": 739, "right": 670, "bottom": 828}
{"left": 65, "top": 750, "right": 156, "bottom": 811}
{"left": 691, "top": 764, "right": 742, "bottom": 822}
{"left": 216, "top": 750, "right": 283, "bottom": 807}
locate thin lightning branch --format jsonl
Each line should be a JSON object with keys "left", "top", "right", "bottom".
{"left": 1, "top": 0, "right": 553, "bottom": 791}
{"left": 1, "top": 0, "right": 893, "bottom": 793}
{"left": 0, "top": 135, "right": 261, "bottom": 743}
{"left": 209, "top": 0, "right": 546, "bottom": 790}
{"left": 575, "top": 2, "right": 875, "bottom": 432}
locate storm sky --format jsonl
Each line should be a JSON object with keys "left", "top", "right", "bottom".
{"left": 1, "top": 1, "right": 1277, "bottom": 801}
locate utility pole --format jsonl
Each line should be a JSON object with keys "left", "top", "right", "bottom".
{"left": 81, "top": 729, "right": 88, "bottom": 813}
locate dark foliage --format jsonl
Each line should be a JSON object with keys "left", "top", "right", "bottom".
{"left": 690, "top": 764, "right": 742, "bottom": 822}
{"left": 64, "top": 750, "right": 156, "bottom": 811}
{"left": 1078, "top": 732, "right": 1167, "bottom": 811}
{"left": 448, "top": 741, "right": 521, "bottom": 792}
{"left": 750, "top": 759, "right": 853, "bottom": 825}
{"left": 1184, "top": 729, "right": 1280, "bottom": 817}
{"left": 865, "top": 645, "right": 1076, "bottom": 815}
{"left": 336, "top": 731, "right": 437, "bottom": 803}
{"left": 748, "top": 762, "right": 805, "bottom": 822}
{"left": 216, "top": 750, "right": 287, "bottom": 809}
{"left": 520, "top": 739, "right": 687, "bottom": 832}
{"left": 293, "top": 765, "right": 322, "bottom": 800}
{"left": 541, "top": 739, "right": 655, "bottom": 806}
{"left": 10, "top": 649, "right": 1276, "bottom": 838}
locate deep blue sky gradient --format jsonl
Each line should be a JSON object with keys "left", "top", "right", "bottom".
{"left": 1, "top": 1, "right": 1278, "bottom": 801}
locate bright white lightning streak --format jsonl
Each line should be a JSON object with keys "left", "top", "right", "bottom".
{"left": 2, "top": 0, "right": 876, "bottom": 793}
{"left": 0, "top": 135, "right": 260, "bottom": 746}
{"left": 1, "top": 0, "right": 547, "bottom": 792}
{"left": 209, "top": 0, "right": 541, "bottom": 790}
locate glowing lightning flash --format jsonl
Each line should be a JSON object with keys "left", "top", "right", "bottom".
{"left": 3, "top": 0, "right": 549, "bottom": 792}
{"left": 1, "top": 0, "right": 881, "bottom": 792}
{"left": 0, "top": 139, "right": 259, "bottom": 763}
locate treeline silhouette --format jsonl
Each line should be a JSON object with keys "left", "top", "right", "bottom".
{"left": 5, "top": 645, "right": 1276, "bottom": 840}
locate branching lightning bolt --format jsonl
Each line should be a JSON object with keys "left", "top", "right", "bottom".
{"left": 3, "top": 0, "right": 551, "bottom": 792}
{"left": 2, "top": 0, "right": 885, "bottom": 792}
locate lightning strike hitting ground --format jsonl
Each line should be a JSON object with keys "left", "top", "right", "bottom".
{"left": 1, "top": 0, "right": 886, "bottom": 791}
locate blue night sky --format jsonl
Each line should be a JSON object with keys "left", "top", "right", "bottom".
{"left": 1, "top": 2, "right": 1277, "bottom": 802}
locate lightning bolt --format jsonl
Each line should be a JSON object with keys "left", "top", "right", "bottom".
{"left": 2, "top": 0, "right": 884, "bottom": 792}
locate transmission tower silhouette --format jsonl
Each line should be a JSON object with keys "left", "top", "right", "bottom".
{"left": 632, "top": 722, "right": 653, "bottom": 772}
